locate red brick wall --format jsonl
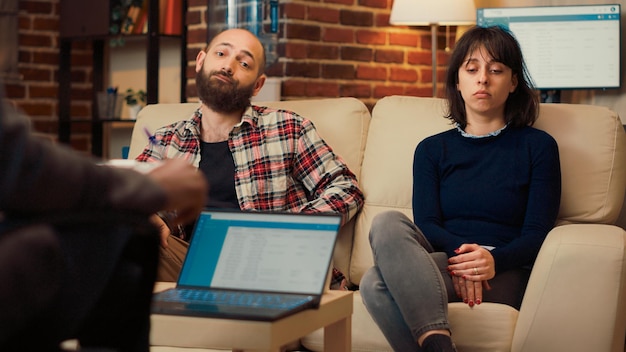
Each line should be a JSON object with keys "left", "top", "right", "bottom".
{"left": 6, "top": 0, "right": 449, "bottom": 152}
{"left": 187, "top": 0, "right": 451, "bottom": 109}
{"left": 185, "top": 0, "right": 210, "bottom": 100}
{"left": 271, "top": 0, "right": 440, "bottom": 109}
{"left": 6, "top": 0, "right": 94, "bottom": 151}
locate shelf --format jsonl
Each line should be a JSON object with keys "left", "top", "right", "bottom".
{"left": 59, "top": 0, "right": 185, "bottom": 39}
{"left": 103, "top": 122, "right": 136, "bottom": 160}
{"left": 58, "top": 0, "right": 187, "bottom": 157}
{"left": 65, "top": 119, "right": 136, "bottom": 123}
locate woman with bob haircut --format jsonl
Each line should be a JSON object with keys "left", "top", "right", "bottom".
{"left": 360, "top": 26, "right": 562, "bottom": 352}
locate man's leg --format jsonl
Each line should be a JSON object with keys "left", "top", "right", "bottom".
{"left": 0, "top": 215, "right": 158, "bottom": 351}
{"left": 157, "top": 235, "right": 188, "bottom": 282}
{"left": 0, "top": 224, "right": 62, "bottom": 348}
{"left": 77, "top": 225, "right": 159, "bottom": 351}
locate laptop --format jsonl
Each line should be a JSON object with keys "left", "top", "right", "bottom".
{"left": 151, "top": 209, "right": 341, "bottom": 321}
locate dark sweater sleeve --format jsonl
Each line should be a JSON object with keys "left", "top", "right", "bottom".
{"left": 489, "top": 132, "right": 561, "bottom": 272}
{"left": 412, "top": 138, "right": 466, "bottom": 255}
{"left": 0, "top": 101, "right": 167, "bottom": 216}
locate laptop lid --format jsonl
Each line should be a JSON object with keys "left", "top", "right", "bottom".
{"left": 177, "top": 209, "right": 341, "bottom": 296}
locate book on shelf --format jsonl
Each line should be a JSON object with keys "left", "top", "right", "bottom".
{"left": 163, "top": 0, "right": 182, "bottom": 35}
{"left": 132, "top": 0, "right": 149, "bottom": 34}
{"left": 159, "top": 0, "right": 167, "bottom": 33}
{"left": 111, "top": 0, "right": 181, "bottom": 36}
{"left": 121, "top": 0, "right": 145, "bottom": 34}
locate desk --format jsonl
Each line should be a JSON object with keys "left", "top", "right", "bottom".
{"left": 150, "top": 282, "right": 353, "bottom": 352}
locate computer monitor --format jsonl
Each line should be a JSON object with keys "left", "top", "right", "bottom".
{"left": 476, "top": 4, "right": 621, "bottom": 94}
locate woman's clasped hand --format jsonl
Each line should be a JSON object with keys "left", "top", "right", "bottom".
{"left": 447, "top": 244, "right": 495, "bottom": 307}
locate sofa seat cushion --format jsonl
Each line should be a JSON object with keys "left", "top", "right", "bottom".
{"left": 301, "top": 292, "right": 518, "bottom": 352}
{"left": 448, "top": 302, "right": 518, "bottom": 352}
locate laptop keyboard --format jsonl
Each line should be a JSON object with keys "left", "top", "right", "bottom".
{"left": 158, "top": 288, "right": 313, "bottom": 310}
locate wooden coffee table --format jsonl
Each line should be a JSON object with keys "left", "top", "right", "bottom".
{"left": 150, "top": 282, "right": 353, "bottom": 352}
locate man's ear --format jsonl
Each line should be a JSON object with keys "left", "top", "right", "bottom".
{"left": 195, "top": 50, "right": 207, "bottom": 73}
{"left": 251, "top": 74, "right": 267, "bottom": 97}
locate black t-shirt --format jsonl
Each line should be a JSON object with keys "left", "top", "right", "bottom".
{"left": 182, "top": 141, "right": 239, "bottom": 240}
{"left": 198, "top": 140, "right": 239, "bottom": 209}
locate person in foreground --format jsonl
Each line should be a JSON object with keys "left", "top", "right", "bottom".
{"left": 359, "top": 25, "right": 562, "bottom": 352}
{"left": 0, "top": 83, "right": 207, "bottom": 350}
{"left": 136, "top": 28, "right": 364, "bottom": 288}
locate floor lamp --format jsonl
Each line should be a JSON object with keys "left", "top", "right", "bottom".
{"left": 389, "top": 0, "right": 477, "bottom": 97}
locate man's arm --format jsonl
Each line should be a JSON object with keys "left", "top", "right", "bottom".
{"left": 0, "top": 101, "right": 167, "bottom": 215}
{"left": 0, "top": 99, "right": 206, "bottom": 222}
{"left": 295, "top": 119, "right": 364, "bottom": 225}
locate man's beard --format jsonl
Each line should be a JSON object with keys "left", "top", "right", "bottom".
{"left": 196, "top": 70, "right": 255, "bottom": 113}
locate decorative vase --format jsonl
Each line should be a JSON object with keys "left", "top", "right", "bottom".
{"left": 128, "top": 104, "right": 142, "bottom": 120}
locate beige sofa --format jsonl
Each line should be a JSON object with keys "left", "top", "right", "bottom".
{"left": 128, "top": 96, "right": 626, "bottom": 352}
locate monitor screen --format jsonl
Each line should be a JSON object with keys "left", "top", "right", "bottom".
{"left": 476, "top": 4, "right": 621, "bottom": 90}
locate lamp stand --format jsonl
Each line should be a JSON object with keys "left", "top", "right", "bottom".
{"left": 430, "top": 23, "right": 438, "bottom": 97}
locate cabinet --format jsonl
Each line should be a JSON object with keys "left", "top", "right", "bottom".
{"left": 58, "top": 0, "right": 187, "bottom": 157}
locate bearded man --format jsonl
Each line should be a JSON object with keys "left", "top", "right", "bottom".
{"left": 136, "top": 28, "right": 364, "bottom": 289}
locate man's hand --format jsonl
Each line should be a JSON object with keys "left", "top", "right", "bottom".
{"left": 147, "top": 159, "right": 207, "bottom": 227}
{"left": 149, "top": 214, "right": 171, "bottom": 248}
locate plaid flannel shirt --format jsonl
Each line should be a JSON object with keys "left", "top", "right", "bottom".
{"left": 137, "top": 105, "right": 364, "bottom": 289}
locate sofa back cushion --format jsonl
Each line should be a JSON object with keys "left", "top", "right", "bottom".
{"left": 128, "top": 98, "right": 371, "bottom": 278}
{"left": 128, "top": 103, "right": 198, "bottom": 160}
{"left": 534, "top": 103, "right": 626, "bottom": 225}
{"left": 350, "top": 96, "right": 454, "bottom": 283}
{"left": 129, "top": 98, "right": 370, "bottom": 177}
{"left": 349, "top": 95, "right": 626, "bottom": 285}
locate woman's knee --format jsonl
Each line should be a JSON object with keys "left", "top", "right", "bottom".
{"left": 370, "top": 210, "right": 407, "bottom": 237}
{"left": 369, "top": 211, "right": 412, "bottom": 248}
{"left": 371, "top": 211, "right": 408, "bottom": 230}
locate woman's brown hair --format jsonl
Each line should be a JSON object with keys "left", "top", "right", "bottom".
{"left": 444, "top": 26, "right": 540, "bottom": 128}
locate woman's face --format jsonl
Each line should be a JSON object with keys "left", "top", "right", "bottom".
{"left": 457, "top": 46, "right": 518, "bottom": 121}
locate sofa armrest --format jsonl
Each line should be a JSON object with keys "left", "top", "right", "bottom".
{"left": 512, "top": 224, "right": 626, "bottom": 352}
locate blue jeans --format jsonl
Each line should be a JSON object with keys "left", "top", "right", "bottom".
{"left": 360, "top": 211, "right": 530, "bottom": 351}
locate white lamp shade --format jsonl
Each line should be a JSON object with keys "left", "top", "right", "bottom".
{"left": 390, "top": 0, "right": 477, "bottom": 26}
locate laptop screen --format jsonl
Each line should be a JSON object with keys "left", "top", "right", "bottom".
{"left": 178, "top": 210, "right": 341, "bottom": 295}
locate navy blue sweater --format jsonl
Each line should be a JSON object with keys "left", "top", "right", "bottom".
{"left": 412, "top": 125, "right": 561, "bottom": 273}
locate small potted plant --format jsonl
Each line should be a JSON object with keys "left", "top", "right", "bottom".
{"left": 124, "top": 88, "right": 146, "bottom": 120}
